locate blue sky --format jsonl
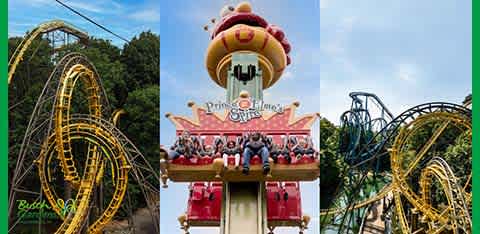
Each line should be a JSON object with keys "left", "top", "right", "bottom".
{"left": 160, "top": 1, "right": 320, "bottom": 234}
{"left": 320, "top": 0, "right": 471, "bottom": 123}
{"left": 8, "top": 0, "right": 159, "bottom": 47}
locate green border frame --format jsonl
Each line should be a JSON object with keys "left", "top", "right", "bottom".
{"left": 0, "top": 1, "right": 476, "bottom": 234}
{"left": 474, "top": 0, "right": 478, "bottom": 233}
{"left": 2, "top": 0, "right": 7, "bottom": 233}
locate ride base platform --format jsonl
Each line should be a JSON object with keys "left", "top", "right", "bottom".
{"left": 160, "top": 153, "right": 319, "bottom": 187}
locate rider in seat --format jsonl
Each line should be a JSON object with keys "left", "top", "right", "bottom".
{"left": 168, "top": 130, "right": 193, "bottom": 160}
{"left": 222, "top": 140, "right": 241, "bottom": 169}
{"left": 242, "top": 132, "right": 270, "bottom": 175}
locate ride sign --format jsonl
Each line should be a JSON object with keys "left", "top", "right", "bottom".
{"left": 205, "top": 98, "right": 284, "bottom": 123}
{"left": 16, "top": 198, "right": 77, "bottom": 223}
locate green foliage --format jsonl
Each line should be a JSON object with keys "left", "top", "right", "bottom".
{"left": 319, "top": 117, "right": 342, "bottom": 209}
{"left": 320, "top": 117, "right": 337, "bottom": 150}
{"left": 9, "top": 37, "right": 54, "bottom": 175}
{"left": 122, "top": 85, "right": 160, "bottom": 161}
{"left": 121, "top": 31, "right": 159, "bottom": 91}
{"left": 444, "top": 131, "right": 471, "bottom": 190}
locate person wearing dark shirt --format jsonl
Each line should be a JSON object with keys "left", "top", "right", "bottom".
{"left": 271, "top": 143, "right": 292, "bottom": 164}
{"left": 200, "top": 145, "right": 214, "bottom": 157}
{"left": 242, "top": 132, "right": 270, "bottom": 175}
{"left": 270, "top": 143, "right": 281, "bottom": 162}
{"left": 190, "top": 137, "right": 202, "bottom": 159}
{"left": 214, "top": 138, "right": 225, "bottom": 158}
{"left": 293, "top": 139, "right": 315, "bottom": 159}
{"left": 168, "top": 130, "right": 193, "bottom": 159}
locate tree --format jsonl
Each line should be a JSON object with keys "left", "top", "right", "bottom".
{"left": 122, "top": 85, "right": 160, "bottom": 166}
{"left": 121, "top": 31, "right": 159, "bottom": 91}
{"left": 8, "top": 37, "right": 53, "bottom": 173}
{"left": 319, "top": 117, "right": 342, "bottom": 209}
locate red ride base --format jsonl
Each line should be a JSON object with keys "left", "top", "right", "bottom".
{"left": 185, "top": 181, "right": 302, "bottom": 226}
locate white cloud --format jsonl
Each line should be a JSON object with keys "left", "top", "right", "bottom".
{"left": 12, "top": 0, "right": 127, "bottom": 15}
{"left": 394, "top": 63, "right": 418, "bottom": 82}
{"left": 320, "top": 15, "right": 357, "bottom": 70}
{"left": 66, "top": 1, "right": 103, "bottom": 13}
{"left": 160, "top": 68, "right": 224, "bottom": 101}
{"left": 320, "top": 0, "right": 329, "bottom": 9}
{"left": 321, "top": 42, "right": 344, "bottom": 57}
{"left": 340, "top": 16, "right": 357, "bottom": 33}
{"left": 108, "top": 0, "right": 125, "bottom": 11}
{"left": 282, "top": 71, "right": 293, "bottom": 79}
{"left": 176, "top": 0, "right": 225, "bottom": 25}
{"left": 16, "top": 0, "right": 55, "bottom": 6}
{"left": 8, "top": 31, "right": 25, "bottom": 37}
{"left": 129, "top": 8, "right": 160, "bottom": 22}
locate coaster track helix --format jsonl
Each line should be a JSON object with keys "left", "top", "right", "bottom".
{"left": 320, "top": 92, "right": 471, "bottom": 234}
{"left": 9, "top": 53, "right": 159, "bottom": 234}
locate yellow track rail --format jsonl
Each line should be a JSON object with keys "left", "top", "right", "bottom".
{"left": 391, "top": 112, "right": 471, "bottom": 233}
{"left": 8, "top": 20, "right": 88, "bottom": 84}
{"left": 36, "top": 56, "right": 129, "bottom": 234}
{"left": 320, "top": 184, "right": 392, "bottom": 216}
{"left": 112, "top": 109, "right": 126, "bottom": 126}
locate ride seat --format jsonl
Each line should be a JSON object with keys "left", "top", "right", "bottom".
{"left": 266, "top": 182, "right": 281, "bottom": 220}
{"left": 251, "top": 155, "right": 262, "bottom": 165}
{"left": 209, "top": 182, "right": 222, "bottom": 220}
{"left": 283, "top": 182, "right": 301, "bottom": 220}
{"left": 172, "top": 155, "right": 188, "bottom": 165}
{"left": 191, "top": 183, "right": 205, "bottom": 201}
{"left": 295, "top": 155, "right": 314, "bottom": 164}
{"left": 239, "top": 155, "right": 262, "bottom": 165}
{"left": 276, "top": 155, "right": 289, "bottom": 165}
{"left": 198, "top": 156, "right": 213, "bottom": 165}
{"left": 227, "top": 155, "right": 236, "bottom": 165}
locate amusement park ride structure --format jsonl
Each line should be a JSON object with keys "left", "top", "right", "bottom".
{"left": 320, "top": 91, "right": 472, "bottom": 234}
{"left": 8, "top": 20, "right": 89, "bottom": 85}
{"left": 8, "top": 20, "right": 160, "bottom": 234}
{"left": 160, "top": 2, "right": 319, "bottom": 234}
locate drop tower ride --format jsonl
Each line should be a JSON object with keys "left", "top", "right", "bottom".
{"left": 160, "top": 2, "right": 320, "bottom": 234}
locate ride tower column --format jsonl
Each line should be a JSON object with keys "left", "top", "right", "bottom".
{"left": 222, "top": 51, "right": 267, "bottom": 234}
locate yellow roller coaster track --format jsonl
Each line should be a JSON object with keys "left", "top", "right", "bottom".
{"left": 8, "top": 50, "right": 159, "bottom": 233}
{"left": 112, "top": 109, "right": 127, "bottom": 126}
{"left": 320, "top": 184, "right": 392, "bottom": 216}
{"left": 36, "top": 55, "right": 129, "bottom": 234}
{"left": 391, "top": 112, "right": 471, "bottom": 233}
{"left": 8, "top": 19, "right": 88, "bottom": 84}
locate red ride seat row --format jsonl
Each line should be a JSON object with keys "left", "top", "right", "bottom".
{"left": 171, "top": 155, "right": 214, "bottom": 165}
{"left": 171, "top": 154, "right": 316, "bottom": 165}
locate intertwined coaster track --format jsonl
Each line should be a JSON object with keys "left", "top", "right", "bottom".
{"left": 9, "top": 52, "right": 159, "bottom": 234}
{"left": 320, "top": 92, "right": 471, "bottom": 234}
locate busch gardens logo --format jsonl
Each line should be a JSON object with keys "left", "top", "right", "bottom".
{"left": 205, "top": 98, "right": 284, "bottom": 123}
{"left": 16, "top": 199, "right": 77, "bottom": 223}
